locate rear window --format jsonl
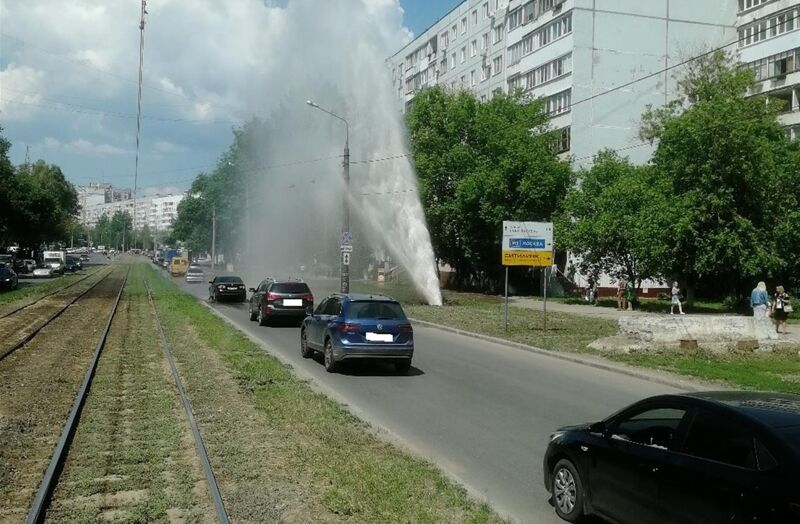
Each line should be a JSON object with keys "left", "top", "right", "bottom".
{"left": 270, "top": 282, "right": 310, "bottom": 294}
{"left": 348, "top": 301, "right": 407, "bottom": 320}
{"left": 216, "top": 276, "right": 243, "bottom": 284}
{"left": 45, "top": 258, "right": 60, "bottom": 263}
{"left": 187, "top": 267, "right": 203, "bottom": 274}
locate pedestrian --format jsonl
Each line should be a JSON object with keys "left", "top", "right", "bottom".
{"left": 771, "top": 285, "right": 792, "bottom": 334}
{"left": 625, "top": 279, "right": 636, "bottom": 311}
{"left": 670, "top": 281, "right": 685, "bottom": 315}
{"left": 750, "top": 281, "right": 770, "bottom": 320}
{"left": 616, "top": 276, "right": 627, "bottom": 311}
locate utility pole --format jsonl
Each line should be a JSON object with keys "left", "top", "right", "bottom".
{"left": 132, "top": 0, "right": 147, "bottom": 256}
{"left": 211, "top": 207, "right": 216, "bottom": 271}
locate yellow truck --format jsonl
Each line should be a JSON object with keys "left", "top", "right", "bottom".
{"left": 169, "top": 256, "right": 189, "bottom": 276}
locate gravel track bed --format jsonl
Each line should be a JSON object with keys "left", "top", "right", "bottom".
{"left": 0, "top": 266, "right": 126, "bottom": 523}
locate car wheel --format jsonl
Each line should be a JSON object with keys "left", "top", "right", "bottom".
{"left": 300, "top": 329, "right": 314, "bottom": 358}
{"left": 552, "top": 459, "right": 584, "bottom": 522}
{"left": 258, "top": 306, "right": 268, "bottom": 326}
{"left": 395, "top": 361, "right": 411, "bottom": 375}
{"left": 323, "top": 339, "right": 338, "bottom": 373}
{"left": 249, "top": 304, "right": 257, "bottom": 321}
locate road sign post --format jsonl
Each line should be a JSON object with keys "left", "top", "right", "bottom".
{"left": 501, "top": 221, "right": 554, "bottom": 332}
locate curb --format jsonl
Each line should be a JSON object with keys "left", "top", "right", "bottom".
{"left": 407, "top": 317, "right": 714, "bottom": 392}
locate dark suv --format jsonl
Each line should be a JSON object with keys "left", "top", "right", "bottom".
{"left": 248, "top": 279, "right": 313, "bottom": 326}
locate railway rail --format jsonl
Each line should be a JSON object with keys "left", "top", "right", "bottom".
{"left": 14, "top": 269, "right": 229, "bottom": 523}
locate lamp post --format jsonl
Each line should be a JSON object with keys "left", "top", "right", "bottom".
{"left": 306, "top": 100, "right": 351, "bottom": 294}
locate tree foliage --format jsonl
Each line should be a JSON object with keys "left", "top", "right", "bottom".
{"left": 407, "top": 87, "right": 572, "bottom": 289}
{"left": 92, "top": 211, "right": 132, "bottom": 250}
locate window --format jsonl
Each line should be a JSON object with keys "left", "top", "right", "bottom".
{"left": 323, "top": 297, "right": 342, "bottom": 316}
{"left": 682, "top": 410, "right": 756, "bottom": 469}
{"left": 471, "top": 40, "right": 477, "bottom": 57}
{"left": 451, "top": 24, "right": 457, "bottom": 40}
{"left": 451, "top": 52, "right": 456, "bottom": 69}
{"left": 460, "top": 74, "right": 466, "bottom": 86}
{"left": 483, "top": 2, "right": 489, "bottom": 17}
{"left": 471, "top": 70, "right": 476, "bottom": 86}
{"left": 493, "top": 55, "right": 503, "bottom": 75}
{"left": 507, "top": 53, "right": 572, "bottom": 93}
{"left": 547, "top": 88, "right": 571, "bottom": 115}
{"left": 739, "top": 0, "right": 776, "bottom": 12}
{"left": 481, "top": 94, "right": 487, "bottom": 102}
{"left": 482, "top": 32, "right": 489, "bottom": 50}
{"left": 461, "top": 46, "right": 466, "bottom": 63}
{"left": 493, "top": 24, "right": 504, "bottom": 43}
{"left": 440, "top": 31, "right": 449, "bottom": 48}
{"left": 481, "top": 65, "right": 490, "bottom": 81}
{"left": 747, "top": 47, "right": 799, "bottom": 81}
{"left": 612, "top": 407, "right": 688, "bottom": 449}
{"left": 507, "top": 13, "right": 573, "bottom": 64}
{"left": 347, "top": 301, "right": 406, "bottom": 320}
{"left": 472, "top": 9, "right": 478, "bottom": 25}
{"left": 509, "top": 6, "right": 523, "bottom": 30}
{"left": 461, "top": 17, "right": 467, "bottom": 34}
{"left": 739, "top": 6, "right": 800, "bottom": 47}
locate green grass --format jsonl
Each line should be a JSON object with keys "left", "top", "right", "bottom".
{"left": 353, "top": 281, "right": 617, "bottom": 353}
{"left": 145, "top": 265, "right": 504, "bottom": 523}
{"left": 0, "top": 267, "right": 104, "bottom": 307}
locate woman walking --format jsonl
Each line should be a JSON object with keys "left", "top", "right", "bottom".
{"left": 772, "top": 286, "right": 792, "bottom": 334}
{"left": 670, "top": 281, "right": 685, "bottom": 315}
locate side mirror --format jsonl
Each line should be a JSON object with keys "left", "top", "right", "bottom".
{"left": 305, "top": 306, "right": 314, "bottom": 316}
{"left": 589, "top": 421, "right": 607, "bottom": 436}
{"left": 248, "top": 287, "right": 256, "bottom": 293}
{"left": 208, "top": 280, "right": 214, "bottom": 284}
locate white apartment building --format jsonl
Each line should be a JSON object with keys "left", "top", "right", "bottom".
{"left": 81, "top": 192, "right": 184, "bottom": 231}
{"left": 390, "top": 1, "right": 800, "bottom": 168}
{"left": 738, "top": 0, "right": 800, "bottom": 140}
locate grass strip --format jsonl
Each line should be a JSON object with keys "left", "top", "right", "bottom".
{"left": 144, "top": 263, "right": 503, "bottom": 523}
{"left": 0, "top": 266, "right": 105, "bottom": 309}
{"left": 353, "top": 281, "right": 800, "bottom": 395}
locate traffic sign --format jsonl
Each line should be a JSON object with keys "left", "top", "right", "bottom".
{"left": 342, "top": 252, "right": 351, "bottom": 266}
{"left": 340, "top": 245, "right": 353, "bottom": 253}
{"left": 501, "top": 221, "right": 553, "bottom": 267}
{"left": 340, "top": 231, "right": 353, "bottom": 246}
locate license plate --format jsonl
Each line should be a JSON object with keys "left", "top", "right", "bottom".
{"left": 227, "top": 286, "right": 239, "bottom": 290}
{"left": 366, "top": 332, "right": 393, "bottom": 342}
{"left": 283, "top": 299, "right": 303, "bottom": 307}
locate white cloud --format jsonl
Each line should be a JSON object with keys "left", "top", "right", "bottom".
{"left": 41, "top": 136, "right": 129, "bottom": 156}
{"left": 0, "top": 64, "right": 46, "bottom": 121}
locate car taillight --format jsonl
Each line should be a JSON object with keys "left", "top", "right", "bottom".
{"left": 302, "top": 293, "right": 314, "bottom": 302}
{"left": 338, "top": 323, "right": 360, "bottom": 333}
{"left": 399, "top": 323, "right": 413, "bottom": 333}
{"left": 266, "top": 292, "right": 280, "bottom": 302}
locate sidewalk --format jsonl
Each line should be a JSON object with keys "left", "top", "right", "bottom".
{"left": 509, "top": 297, "right": 800, "bottom": 344}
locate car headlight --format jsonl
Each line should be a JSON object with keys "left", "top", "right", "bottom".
{"left": 549, "top": 431, "right": 567, "bottom": 442}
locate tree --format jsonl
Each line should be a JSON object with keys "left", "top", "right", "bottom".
{"left": 556, "top": 151, "right": 671, "bottom": 287}
{"left": 0, "top": 127, "right": 19, "bottom": 245}
{"left": 640, "top": 50, "right": 800, "bottom": 302}
{"left": 407, "top": 87, "right": 572, "bottom": 290}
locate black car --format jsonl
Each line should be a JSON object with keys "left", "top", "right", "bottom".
{"left": 208, "top": 275, "right": 246, "bottom": 302}
{"left": 543, "top": 391, "right": 800, "bottom": 524}
{"left": 0, "top": 264, "right": 19, "bottom": 291}
{"left": 248, "top": 279, "right": 313, "bottom": 326}
{"left": 65, "top": 256, "right": 82, "bottom": 272}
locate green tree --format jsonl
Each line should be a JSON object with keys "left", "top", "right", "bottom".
{"left": 407, "top": 87, "right": 572, "bottom": 289}
{"left": 0, "top": 127, "right": 19, "bottom": 245}
{"left": 556, "top": 151, "right": 671, "bottom": 287}
{"left": 641, "top": 50, "right": 800, "bottom": 302}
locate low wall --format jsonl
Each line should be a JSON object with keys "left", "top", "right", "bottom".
{"left": 618, "top": 314, "right": 778, "bottom": 344}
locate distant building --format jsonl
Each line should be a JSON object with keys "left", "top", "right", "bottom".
{"left": 77, "top": 182, "right": 184, "bottom": 232}
{"left": 738, "top": 0, "right": 800, "bottom": 140}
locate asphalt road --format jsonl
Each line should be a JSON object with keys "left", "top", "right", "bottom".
{"left": 177, "top": 270, "right": 685, "bottom": 523}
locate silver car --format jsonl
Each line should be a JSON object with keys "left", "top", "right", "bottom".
{"left": 184, "top": 266, "right": 205, "bottom": 283}
{"left": 32, "top": 265, "right": 55, "bottom": 278}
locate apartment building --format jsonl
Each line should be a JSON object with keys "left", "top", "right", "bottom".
{"left": 738, "top": 0, "right": 800, "bottom": 140}
{"left": 389, "top": 0, "right": 738, "bottom": 165}
{"left": 80, "top": 191, "right": 184, "bottom": 231}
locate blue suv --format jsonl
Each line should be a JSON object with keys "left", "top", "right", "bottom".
{"left": 300, "top": 293, "right": 414, "bottom": 374}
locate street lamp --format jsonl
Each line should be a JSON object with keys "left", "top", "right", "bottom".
{"left": 306, "top": 99, "right": 351, "bottom": 294}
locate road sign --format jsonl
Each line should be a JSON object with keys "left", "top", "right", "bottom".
{"left": 340, "top": 245, "right": 353, "bottom": 253}
{"left": 501, "top": 221, "right": 553, "bottom": 267}
{"left": 342, "top": 252, "right": 351, "bottom": 266}
{"left": 340, "top": 231, "right": 353, "bottom": 246}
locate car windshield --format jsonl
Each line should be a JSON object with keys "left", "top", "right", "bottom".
{"left": 0, "top": 267, "right": 13, "bottom": 276}
{"left": 44, "top": 258, "right": 60, "bottom": 263}
{"left": 270, "top": 283, "right": 310, "bottom": 294}
{"left": 188, "top": 267, "right": 203, "bottom": 274}
{"left": 216, "top": 276, "right": 243, "bottom": 284}
{"left": 348, "top": 301, "right": 407, "bottom": 320}
{"left": 780, "top": 425, "right": 800, "bottom": 452}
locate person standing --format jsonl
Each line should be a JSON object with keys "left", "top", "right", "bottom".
{"left": 617, "top": 276, "right": 627, "bottom": 311}
{"left": 625, "top": 279, "right": 635, "bottom": 311}
{"left": 772, "top": 285, "right": 792, "bottom": 334}
{"left": 750, "top": 281, "right": 770, "bottom": 319}
{"left": 670, "top": 281, "right": 685, "bottom": 315}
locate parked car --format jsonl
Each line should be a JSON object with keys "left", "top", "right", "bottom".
{"left": 32, "top": 265, "right": 55, "bottom": 278}
{"left": 300, "top": 293, "right": 414, "bottom": 374}
{"left": 184, "top": 265, "right": 205, "bottom": 283}
{"left": 208, "top": 275, "right": 246, "bottom": 302}
{"left": 248, "top": 279, "right": 312, "bottom": 326}
{"left": 543, "top": 391, "right": 800, "bottom": 524}
{"left": 0, "top": 265, "right": 19, "bottom": 290}
{"left": 80, "top": 254, "right": 90, "bottom": 262}
{"left": 65, "top": 256, "right": 82, "bottom": 272}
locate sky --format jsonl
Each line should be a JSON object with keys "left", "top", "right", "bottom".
{"left": 0, "top": 0, "right": 445, "bottom": 196}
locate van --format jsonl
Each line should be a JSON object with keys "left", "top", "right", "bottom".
{"left": 169, "top": 257, "right": 189, "bottom": 276}
{"left": 43, "top": 250, "right": 66, "bottom": 275}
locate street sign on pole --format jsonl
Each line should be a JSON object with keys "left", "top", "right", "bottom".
{"left": 342, "top": 252, "right": 351, "bottom": 266}
{"left": 340, "top": 231, "right": 353, "bottom": 246}
{"left": 501, "top": 221, "right": 555, "bottom": 332}
{"left": 340, "top": 245, "right": 353, "bottom": 253}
